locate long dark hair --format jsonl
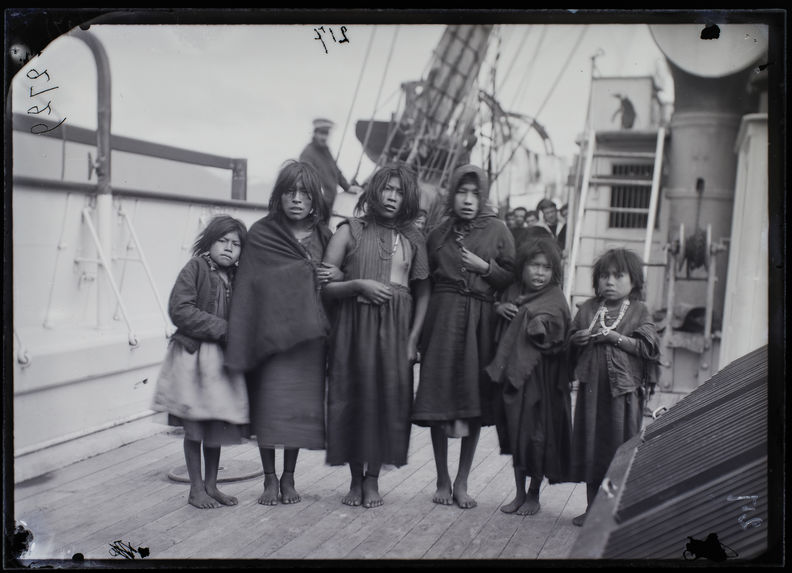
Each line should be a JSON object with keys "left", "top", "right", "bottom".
{"left": 354, "top": 163, "right": 420, "bottom": 225}
{"left": 267, "top": 160, "right": 327, "bottom": 225}
{"left": 515, "top": 237, "right": 563, "bottom": 287}
{"left": 192, "top": 215, "right": 247, "bottom": 257}
{"left": 592, "top": 248, "right": 645, "bottom": 300}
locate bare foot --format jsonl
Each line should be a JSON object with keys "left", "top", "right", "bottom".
{"left": 572, "top": 512, "right": 587, "bottom": 526}
{"left": 280, "top": 472, "right": 301, "bottom": 504}
{"left": 500, "top": 492, "right": 527, "bottom": 514}
{"left": 189, "top": 485, "right": 221, "bottom": 509}
{"left": 433, "top": 478, "right": 453, "bottom": 505}
{"left": 516, "top": 493, "right": 540, "bottom": 516}
{"left": 433, "top": 486, "right": 453, "bottom": 505}
{"left": 342, "top": 481, "right": 362, "bottom": 506}
{"left": 205, "top": 485, "right": 238, "bottom": 506}
{"left": 453, "top": 484, "right": 477, "bottom": 509}
{"left": 362, "top": 475, "right": 383, "bottom": 508}
{"left": 258, "top": 473, "right": 279, "bottom": 506}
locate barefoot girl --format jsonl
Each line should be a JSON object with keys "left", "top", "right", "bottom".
{"left": 413, "top": 164, "right": 515, "bottom": 509}
{"left": 485, "top": 237, "right": 572, "bottom": 516}
{"left": 151, "top": 215, "right": 249, "bottom": 509}
{"left": 322, "top": 164, "right": 430, "bottom": 508}
{"left": 225, "top": 160, "right": 341, "bottom": 505}
{"left": 568, "top": 248, "right": 660, "bottom": 526}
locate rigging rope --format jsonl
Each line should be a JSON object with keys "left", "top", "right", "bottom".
{"left": 497, "top": 26, "right": 531, "bottom": 93}
{"left": 353, "top": 25, "right": 400, "bottom": 182}
{"left": 491, "top": 25, "right": 588, "bottom": 184}
{"left": 336, "top": 27, "right": 377, "bottom": 163}
{"left": 508, "top": 25, "right": 547, "bottom": 112}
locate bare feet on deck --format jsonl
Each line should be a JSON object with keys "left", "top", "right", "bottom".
{"left": 516, "top": 493, "right": 541, "bottom": 516}
{"left": 258, "top": 473, "right": 279, "bottom": 506}
{"left": 205, "top": 485, "right": 238, "bottom": 506}
{"left": 280, "top": 471, "right": 301, "bottom": 504}
{"left": 572, "top": 512, "right": 587, "bottom": 526}
{"left": 500, "top": 492, "right": 527, "bottom": 513}
{"left": 433, "top": 477, "right": 453, "bottom": 505}
{"left": 362, "top": 475, "right": 383, "bottom": 508}
{"left": 189, "top": 485, "right": 221, "bottom": 509}
{"left": 452, "top": 483, "right": 477, "bottom": 509}
{"left": 342, "top": 481, "right": 362, "bottom": 506}
{"left": 433, "top": 483, "right": 453, "bottom": 505}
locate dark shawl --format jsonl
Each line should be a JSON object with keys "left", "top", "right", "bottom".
{"left": 485, "top": 284, "right": 571, "bottom": 390}
{"left": 225, "top": 216, "right": 332, "bottom": 372}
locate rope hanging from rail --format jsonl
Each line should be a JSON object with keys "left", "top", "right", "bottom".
{"left": 353, "top": 25, "right": 400, "bottom": 182}
{"left": 335, "top": 27, "right": 377, "bottom": 163}
{"left": 491, "top": 25, "right": 588, "bottom": 184}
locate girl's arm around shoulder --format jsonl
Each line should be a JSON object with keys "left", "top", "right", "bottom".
{"left": 320, "top": 223, "right": 389, "bottom": 303}
{"left": 168, "top": 258, "right": 228, "bottom": 342}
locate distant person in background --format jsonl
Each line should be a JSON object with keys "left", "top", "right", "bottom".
{"left": 509, "top": 207, "right": 529, "bottom": 249}
{"left": 505, "top": 211, "right": 517, "bottom": 230}
{"left": 524, "top": 210, "right": 540, "bottom": 227}
{"left": 559, "top": 203, "right": 569, "bottom": 224}
{"left": 512, "top": 207, "right": 528, "bottom": 230}
{"left": 612, "top": 94, "right": 636, "bottom": 130}
{"left": 299, "top": 118, "right": 363, "bottom": 222}
{"left": 513, "top": 209, "right": 553, "bottom": 250}
{"left": 536, "top": 199, "right": 566, "bottom": 250}
{"left": 414, "top": 208, "right": 428, "bottom": 234}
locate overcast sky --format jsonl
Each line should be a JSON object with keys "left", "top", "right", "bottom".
{"left": 10, "top": 18, "right": 680, "bottom": 199}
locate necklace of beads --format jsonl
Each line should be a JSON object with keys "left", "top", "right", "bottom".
{"left": 377, "top": 227, "right": 400, "bottom": 260}
{"left": 587, "top": 299, "right": 630, "bottom": 335}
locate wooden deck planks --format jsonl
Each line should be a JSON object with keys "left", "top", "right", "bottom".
{"left": 15, "top": 424, "right": 588, "bottom": 562}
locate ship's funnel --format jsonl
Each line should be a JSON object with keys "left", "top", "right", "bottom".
{"left": 649, "top": 24, "right": 767, "bottom": 321}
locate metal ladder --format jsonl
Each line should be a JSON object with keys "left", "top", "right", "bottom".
{"left": 564, "top": 126, "right": 666, "bottom": 307}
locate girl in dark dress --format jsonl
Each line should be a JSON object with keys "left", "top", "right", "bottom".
{"left": 322, "top": 164, "right": 431, "bottom": 508}
{"left": 413, "top": 164, "right": 515, "bottom": 509}
{"left": 568, "top": 248, "right": 660, "bottom": 526}
{"left": 486, "top": 237, "right": 572, "bottom": 516}
{"left": 225, "top": 161, "right": 341, "bottom": 505}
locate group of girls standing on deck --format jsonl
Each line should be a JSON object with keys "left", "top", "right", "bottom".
{"left": 150, "top": 159, "right": 660, "bottom": 525}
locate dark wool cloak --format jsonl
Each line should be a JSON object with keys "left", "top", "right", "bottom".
{"left": 485, "top": 283, "right": 573, "bottom": 481}
{"left": 224, "top": 216, "right": 332, "bottom": 372}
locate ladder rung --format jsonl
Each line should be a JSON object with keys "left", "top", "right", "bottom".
{"left": 590, "top": 177, "right": 653, "bottom": 187}
{"left": 585, "top": 206, "right": 651, "bottom": 214}
{"left": 573, "top": 261, "right": 667, "bottom": 269}
{"left": 593, "top": 151, "right": 657, "bottom": 160}
{"left": 571, "top": 292, "right": 595, "bottom": 298}
{"left": 577, "top": 235, "right": 648, "bottom": 242}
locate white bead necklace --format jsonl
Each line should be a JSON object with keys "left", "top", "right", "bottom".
{"left": 587, "top": 299, "right": 630, "bottom": 335}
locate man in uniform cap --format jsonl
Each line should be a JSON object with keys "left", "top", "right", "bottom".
{"left": 299, "top": 118, "right": 362, "bottom": 221}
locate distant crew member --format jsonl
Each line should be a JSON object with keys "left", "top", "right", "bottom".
{"left": 299, "top": 118, "right": 363, "bottom": 221}
{"left": 536, "top": 198, "right": 566, "bottom": 249}
{"left": 612, "top": 94, "right": 636, "bottom": 130}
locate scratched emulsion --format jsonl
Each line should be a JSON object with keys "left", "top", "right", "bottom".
{"left": 10, "top": 522, "right": 34, "bottom": 559}
{"left": 700, "top": 24, "right": 720, "bottom": 40}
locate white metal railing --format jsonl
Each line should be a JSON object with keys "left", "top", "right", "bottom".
{"left": 117, "top": 204, "right": 174, "bottom": 338}
{"left": 81, "top": 206, "right": 139, "bottom": 346}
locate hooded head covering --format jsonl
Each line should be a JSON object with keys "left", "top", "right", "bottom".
{"left": 445, "top": 164, "right": 494, "bottom": 217}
